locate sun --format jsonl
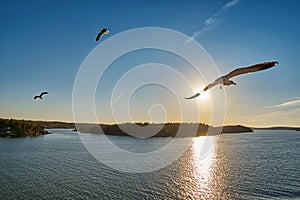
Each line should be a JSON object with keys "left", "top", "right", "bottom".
{"left": 199, "top": 90, "right": 210, "bottom": 101}
{"left": 190, "top": 86, "right": 211, "bottom": 103}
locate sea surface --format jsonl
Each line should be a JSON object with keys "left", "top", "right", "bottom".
{"left": 0, "top": 129, "right": 299, "bottom": 199}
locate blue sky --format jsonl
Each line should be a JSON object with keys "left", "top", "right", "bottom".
{"left": 1, "top": 0, "right": 300, "bottom": 127}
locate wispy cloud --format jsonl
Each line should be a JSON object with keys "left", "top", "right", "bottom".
{"left": 204, "top": 18, "right": 215, "bottom": 26}
{"left": 265, "top": 99, "right": 300, "bottom": 109}
{"left": 223, "top": 0, "right": 240, "bottom": 10}
{"left": 254, "top": 98, "right": 300, "bottom": 118}
{"left": 248, "top": 98, "right": 300, "bottom": 126}
{"left": 186, "top": 0, "right": 240, "bottom": 43}
{"left": 204, "top": 0, "right": 239, "bottom": 26}
{"left": 250, "top": 106, "right": 300, "bottom": 127}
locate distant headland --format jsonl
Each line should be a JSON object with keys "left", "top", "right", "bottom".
{"left": 252, "top": 127, "right": 300, "bottom": 131}
{"left": 0, "top": 118, "right": 253, "bottom": 138}
{"left": 0, "top": 118, "right": 49, "bottom": 137}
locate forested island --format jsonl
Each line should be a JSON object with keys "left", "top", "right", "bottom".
{"left": 0, "top": 118, "right": 253, "bottom": 138}
{"left": 0, "top": 118, "right": 49, "bottom": 137}
{"left": 75, "top": 123, "right": 253, "bottom": 137}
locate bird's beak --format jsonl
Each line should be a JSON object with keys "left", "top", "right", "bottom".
{"left": 233, "top": 82, "right": 237, "bottom": 85}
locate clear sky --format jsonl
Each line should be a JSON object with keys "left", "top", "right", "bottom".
{"left": 1, "top": 0, "right": 300, "bottom": 127}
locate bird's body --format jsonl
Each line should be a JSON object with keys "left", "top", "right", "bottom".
{"left": 185, "top": 61, "right": 278, "bottom": 99}
{"left": 34, "top": 92, "right": 48, "bottom": 100}
{"left": 96, "top": 28, "right": 109, "bottom": 41}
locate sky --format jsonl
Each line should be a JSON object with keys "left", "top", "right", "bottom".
{"left": 1, "top": 0, "right": 300, "bottom": 127}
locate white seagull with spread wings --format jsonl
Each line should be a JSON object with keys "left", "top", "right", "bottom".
{"left": 185, "top": 61, "right": 278, "bottom": 99}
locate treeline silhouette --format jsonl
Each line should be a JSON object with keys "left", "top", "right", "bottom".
{"left": 0, "top": 118, "right": 253, "bottom": 138}
{"left": 253, "top": 126, "right": 300, "bottom": 131}
{"left": 0, "top": 118, "right": 49, "bottom": 137}
{"left": 76, "top": 123, "right": 253, "bottom": 137}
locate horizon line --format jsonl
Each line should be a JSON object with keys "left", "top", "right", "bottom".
{"left": 1, "top": 117, "right": 299, "bottom": 129}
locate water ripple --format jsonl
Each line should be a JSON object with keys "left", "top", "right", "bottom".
{"left": 0, "top": 130, "right": 299, "bottom": 199}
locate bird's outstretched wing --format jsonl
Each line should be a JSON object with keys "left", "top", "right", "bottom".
{"left": 225, "top": 61, "right": 278, "bottom": 79}
{"left": 34, "top": 96, "right": 38, "bottom": 99}
{"left": 96, "top": 28, "right": 109, "bottom": 41}
{"left": 41, "top": 92, "right": 48, "bottom": 96}
{"left": 96, "top": 33, "right": 102, "bottom": 41}
{"left": 203, "top": 79, "right": 222, "bottom": 92}
{"left": 185, "top": 93, "right": 201, "bottom": 99}
{"left": 186, "top": 77, "right": 223, "bottom": 99}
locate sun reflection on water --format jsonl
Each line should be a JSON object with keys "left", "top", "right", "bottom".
{"left": 192, "top": 136, "right": 218, "bottom": 197}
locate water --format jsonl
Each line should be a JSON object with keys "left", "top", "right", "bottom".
{"left": 0, "top": 129, "right": 299, "bottom": 199}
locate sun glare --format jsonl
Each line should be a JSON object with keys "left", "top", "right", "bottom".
{"left": 199, "top": 91, "right": 210, "bottom": 101}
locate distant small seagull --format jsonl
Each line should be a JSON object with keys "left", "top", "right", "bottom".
{"left": 34, "top": 92, "right": 48, "bottom": 100}
{"left": 185, "top": 61, "right": 278, "bottom": 99}
{"left": 96, "top": 28, "right": 109, "bottom": 41}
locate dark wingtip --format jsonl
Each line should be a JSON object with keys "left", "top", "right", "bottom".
{"left": 185, "top": 93, "right": 201, "bottom": 100}
{"left": 268, "top": 61, "right": 279, "bottom": 66}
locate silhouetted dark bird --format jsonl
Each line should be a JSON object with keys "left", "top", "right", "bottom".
{"left": 96, "top": 28, "right": 109, "bottom": 41}
{"left": 185, "top": 61, "right": 278, "bottom": 99}
{"left": 34, "top": 92, "right": 48, "bottom": 100}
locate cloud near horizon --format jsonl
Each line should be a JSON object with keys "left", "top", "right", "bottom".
{"left": 265, "top": 99, "right": 300, "bottom": 109}
{"left": 250, "top": 106, "right": 300, "bottom": 127}
{"left": 250, "top": 98, "right": 300, "bottom": 126}
{"left": 186, "top": 0, "right": 240, "bottom": 43}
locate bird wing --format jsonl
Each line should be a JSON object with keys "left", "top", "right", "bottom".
{"left": 203, "top": 78, "right": 222, "bottom": 91}
{"left": 203, "top": 81, "right": 219, "bottom": 92}
{"left": 186, "top": 77, "right": 222, "bottom": 99}
{"left": 34, "top": 96, "right": 38, "bottom": 99}
{"left": 41, "top": 92, "right": 48, "bottom": 96}
{"left": 99, "top": 29, "right": 106, "bottom": 35}
{"left": 96, "top": 29, "right": 107, "bottom": 41}
{"left": 185, "top": 93, "right": 200, "bottom": 99}
{"left": 96, "top": 32, "right": 102, "bottom": 41}
{"left": 225, "top": 61, "right": 278, "bottom": 79}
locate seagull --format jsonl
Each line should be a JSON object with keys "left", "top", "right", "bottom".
{"left": 185, "top": 61, "right": 278, "bottom": 99}
{"left": 96, "top": 28, "right": 109, "bottom": 41}
{"left": 34, "top": 92, "right": 48, "bottom": 100}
